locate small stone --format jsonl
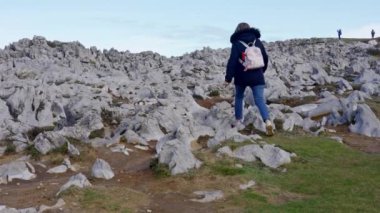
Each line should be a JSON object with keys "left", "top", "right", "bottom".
{"left": 134, "top": 145, "right": 149, "bottom": 151}
{"left": 190, "top": 190, "right": 224, "bottom": 203}
{"left": 235, "top": 164, "right": 243, "bottom": 168}
{"left": 239, "top": 180, "right": 256, "bottom": 190}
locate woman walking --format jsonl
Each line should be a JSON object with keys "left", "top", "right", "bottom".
{"left": 225, "top": 22, "right": 273, "bottom": 136}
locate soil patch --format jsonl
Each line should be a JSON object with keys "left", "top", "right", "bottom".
{"left": 328, "top": 125, "right": 380, "bottom": 154}
{"left": 195, "top": 97, "right": 232, "bottom": 109}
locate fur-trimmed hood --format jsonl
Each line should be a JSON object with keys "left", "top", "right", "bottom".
{"left": 230, "top": 28, "right": 261, "bottom": 43}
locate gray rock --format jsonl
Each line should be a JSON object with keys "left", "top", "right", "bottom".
{"left": 91, "top": 158, "right": 114, "bottom": 180}
{"left": 190, "top": 190, "right": 224, "bottom": 203}
{"left": 158, "top": 139, "right": 202, "bottom": 175}
{"left": 258, "top": 144, "right": 292, "bottom": 168}
{"left": 233, "top": 144, "right": 292, "bottom": 168}
{"left": 0, "top": 160, "right": 36, "bottom": 184}
{"left": 0, "top": 207, "right": 38, "bottom": 213}
{"left": 109, "top": 144, "right": 132, "bottom": 156}
{"left": 0, "top": 146, "right": 6, "bottom": 156}
{"left": 67, "top": 142, "right": 80, "bottom": 156}
{"left": 349, "top": 104, "right": 380, "bottom": 137}
{"left": 283, "top": 113, "right": 303, "bottom": 131}
{"left": 233, "top": 145, "right": 260, "bottom": 162}
{"left": 216, "top": 146, "right": 234, "bottom": 158}
{"left": 38, "top": 198, "right": 65, "bottom": 212}
{"left": 124, "top": 130, "right": 147, "bottom": 145}
{"left": 47, "top": 165, "right": 68, "bottom": 174}
{"left": 33, "top": 132, "right": 68, "bottom": 155}
{"left": 292, "top": 104, "right": 318, "bottom": 116}
{"left": 330, "top": 136, "right": 343, "bottom": 143}
{"left": 239, "top": 180, "right": 256, "bottom": 190}
{"left": 56, "top": 173, "right": 92, "bottom": 196}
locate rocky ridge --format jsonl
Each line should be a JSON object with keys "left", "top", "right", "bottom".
{"left": 0, "top": 36, "right": 380, "bottom": 210}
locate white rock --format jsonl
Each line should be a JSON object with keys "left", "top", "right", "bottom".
{"left": 0, "top": 160, "right": 36, "bottom": 183}
{"left": 330, "top": 136, "right": 343, "bottom": 143}
{"left": 109, "top": 144, "right": 133, "bottom": 156}
{"left": 67, "top": 142, "right": 80, "bottom": 156}
{"left": 38, "top": 198, "right": 65, "bottom": 213}
{"left": 91, "top": 158, "right": 114, "bottom": 180}
{"left": 239, "top": 180, "right": 256, "bottom": 190}
{"left": 233, "top": 144, "right": 292, "bottom": 168}
{"left": 216, "top": 146, "right": 234, "bottom": 157}
{"left": 292, "top": 104, "right": 318, "bottom": 116}
{"left": 134, "top": 145, "right": 149, "bottom": 151}
{"left": 47, "top": 165, "right": 68, "bottom": 174}
{"left": 190, "top": 190, "right": 224, "bottom": 203}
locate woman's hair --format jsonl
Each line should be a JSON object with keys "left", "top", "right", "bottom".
{"left": 235, "top": 22, "right": 250, "bottom": 33}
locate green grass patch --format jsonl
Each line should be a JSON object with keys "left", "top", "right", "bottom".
{"left": 208, "top": 90, "right": 220, "bottom": 97}
{"left": 223, "top": 134, "right": 380, "bottom": 212}
{"left": 89, "top": 128, "right": 105, "bottom": 139}
{"left": 80, "top": 189, "right": 123, "bottom": 212}
{"left": 211, "top": 163, "right": 246, "bottom": 176}
{"left": 150, "top": 158, "right": 171, "bottom": 178}
{"left": 25, "top": 145, "right": 41, "bottom": 160}
{"left": 4, "top": 143, "right": 16, "bottom": 155}
{"left": 50, "top": 143, "right": 68, "bottom": 154}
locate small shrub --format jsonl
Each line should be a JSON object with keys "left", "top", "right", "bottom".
{"left": 367, "top": 48, "right": 380, "bottom": 56}
{"left": 119, "top": 136, "right": 128, "bottom": 144}
{"left": 50, "top": 143, "right": 68, "bottom": 155}
{"left": 101, "top": 108, "right": 114, "bottom": 126}
{"left": 25, "top": 145, "right": 41, "bottom": 160}
{"left": 149, "top": 158, "right": 170, "bottom": 178}
{"left": 89, "top": 128, "right": 105, "bottom": 139}
{"left": 5, "top": 143, "right": 16, "bottom": 154}
{"left": 209, "top": 90, "right": 220, "bottom": 97}
{"left": 26, "top": 126, "right": 55, "bottom": 141}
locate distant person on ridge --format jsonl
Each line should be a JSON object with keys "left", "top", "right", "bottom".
{"left": 371, "top": 29, "right": 375, "bottom": 39}
{"left": 225, "top": 22, "right": 273, "bottom": 136}
{"left": 337, "top": 29, "right": 342, "bottom": 40}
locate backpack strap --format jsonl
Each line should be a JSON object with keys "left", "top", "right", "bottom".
{"left": 239, "top": 39, "right": 257, "bottom": 47}
{"left": 239, "top": 40, "right": 249, "bottom": 48}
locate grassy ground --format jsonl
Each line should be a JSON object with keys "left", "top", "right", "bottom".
{"left": 57, "top": 133, "right": 380, "bottom": 212}
{"left": 218, "top": 134, "right": 380, "bottom": 212}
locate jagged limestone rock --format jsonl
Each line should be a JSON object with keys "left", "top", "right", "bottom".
{"left": 56, "top": 173, "right": 92, "bottom": 196}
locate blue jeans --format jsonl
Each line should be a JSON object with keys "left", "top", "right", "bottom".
{"left": 235, "top": 84, "right": 269, "bottom": 121}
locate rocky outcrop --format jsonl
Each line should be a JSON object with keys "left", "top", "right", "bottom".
{"left": 1, "top": 36, "right": 380, "bottom": 175}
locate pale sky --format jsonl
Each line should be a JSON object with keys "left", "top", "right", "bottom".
{"left": 0, "top": 0, "right": 379, "bottom": 56}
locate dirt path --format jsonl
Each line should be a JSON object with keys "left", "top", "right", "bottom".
{"left": 0, "top": 144, "right": 217, "bottom": 212}
{"left": 328, "top": 125, "right": 380, "bottom": 154}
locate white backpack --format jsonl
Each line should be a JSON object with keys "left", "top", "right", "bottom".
{"left": 239, "top": 40, "right": 265, "bottom": 71}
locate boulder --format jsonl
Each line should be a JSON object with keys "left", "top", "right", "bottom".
{"left": 349, "top": 104, "right": 380, "bottom": 137}
{"left": 233, "top": 144, "right": 292, "bottom": 168}
{"left": 0, "top": 159, "right": 36, "bottom": 184}
{"left": 56, "top": 173, "right": 92, "bottom": 196}
{"left": 157, "top": 139, "right": 202, "bottom": 175}
{"left": 91, "top": 158, "right": 114, "bottom": 180}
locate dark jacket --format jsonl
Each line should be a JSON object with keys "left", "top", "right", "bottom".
{"left": 225, "top": 28, "right": 269, "bottom": 86}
